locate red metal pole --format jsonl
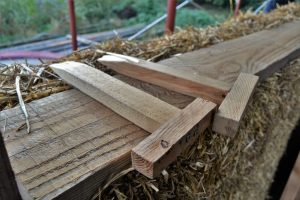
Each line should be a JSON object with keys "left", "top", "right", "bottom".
{"left": 234, "top": 0, "right": 242, "bottom": 17}
{"left": 165, "top": 0, "right": 177, "bottom": 35}
{"left": 68, "top": 0, "right": 78, "bottom": 51}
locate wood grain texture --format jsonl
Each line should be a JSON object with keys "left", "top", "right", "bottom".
{"left": 0, "top": 131, "right": 22, "bottom": 200}
{"left": 1, "top": 21, "right": 298, "bottom": 200}
{"left": 98, "top": 54, "right": 230, "bottom": 104}
{"left": 160, "top": 21, "right": 300, "bottom": 86}
{"left": 0, "top": 90, "right": 148, "bottom": 200}
{"left": 50, "top": 61, "right": 179, "bottom": 133}
{"left": 281, "top": 153, "right": 300, "bottom": 200}
{"left": 132, "top": 98, "right": 216, "bottom": 178}
{"left": 212, "top": 73, "right": 258, "bottom": 137}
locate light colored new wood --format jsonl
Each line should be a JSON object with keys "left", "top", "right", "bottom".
{"left": 212, "top": 73, "right": 258, "bottom": 137}
{"left": 160, "top": 21, "right": 300, "bottom": 86}
{"left": 132, "top": 98, "right": 216, "bottom": 178}
{"left": 1, "top": 21, "right": 298, "bottom": 200}
{"left": 50, "top": 61, "right": 179, "bottom": 133}
{"left": 98, "top": 54, "right": 230, "bottom": 104}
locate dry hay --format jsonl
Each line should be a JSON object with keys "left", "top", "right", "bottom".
{"left": 1, "top": 3, "right": 299, "bottom": 110}
{"left": 90, "top": 58, "right": 299, "bottom": 200}
{"left": 0, "top": 3, "right": 300, "bottom": 200}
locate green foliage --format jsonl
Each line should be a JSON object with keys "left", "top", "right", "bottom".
{"left": 0, "top": 0, "right": 225, "bottom": 45}
{"left": 176, "top": 9, "right": 218, "bottom": 27}
{"left": 0, "top": 0, "right": 67, "bottom": 43}
{"left": 203, "top": 0, "right": 263, "bottom": 8}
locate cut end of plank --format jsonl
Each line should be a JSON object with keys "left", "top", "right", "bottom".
{"left": 212, "top": 73, "right": 259, "bottom": 137}
{"left": 132, "top": 98, "right": 216, "bottom": 179}
{"left": 131, "top": 151, "right": 155, "bottom": 179}
{"left": 99, "top": 55, "right": 133, "bottom": 63}
{"left": 101, "top": 52, "right": 140, "bottom": 63}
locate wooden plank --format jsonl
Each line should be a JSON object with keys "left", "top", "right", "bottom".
{"left": 0, "top": 130, "right": 22, "bottom": 200}
{"left": 132, "top": 98, "right": 216, "bottom": 178}
{"left": 98, "top": 54, "right": 230, "bottom": 104}
{"left": 50, "top": 61, "right": 179, "bottom": 133}
{"left": 160, "top": 21, "right": 300, "bottom": 86}
{"left": 0, "top": 90, "right": 150, "bottom": 200}
{"left": 212, "top": 73, "right": 258, "bottom": 137}
{"left": 2, "top": 21, "right": 298, "bottom": 200}
{"left": 281, "top": 153, "right": 300, "bottom": 200}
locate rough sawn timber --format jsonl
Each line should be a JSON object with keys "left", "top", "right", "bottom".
{"left": 50, "top": 61, "right": 179, "bottom": 133}
{"left": 0, "top": 90, "right": 148, "bottom": 200}
{"left": 1, "top": 21, "right": 299, "bottom": 200}
{"left": 98, "top": 54, "right": 230, "bottom": 104}
{"left": 160, "top": 21, "right": 300, "bottom": 86}
{"left": 132, "top": 98, "right": 216, "bottom": 178}
{"left": 212, "top": 73, "right": 259, "bottom": 137}
{"left": 0, "top": 86, "right": 192, "bottom": 200}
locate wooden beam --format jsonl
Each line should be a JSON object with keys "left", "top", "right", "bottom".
{"left": 50, "top": 61, "right": 179, "bottom": 133}
{"left": 159, "top": 21, "right": 300, "bottom": 86}
{"left": 212, "top": 73, "right": 258, "bottom": 137}
{"left": 98, "top": 54, "right": 230, "bottom": 104}
{"left": 132, "top": 98, "right": 216, "bottom": 178}
{"left": 0, "top": 131, "right": 22, "bottom": 200}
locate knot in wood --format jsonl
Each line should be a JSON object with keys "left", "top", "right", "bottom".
{"left": 160, "top": 140, "right": 169, "bottom": 148}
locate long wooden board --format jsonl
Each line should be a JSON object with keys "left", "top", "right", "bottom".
{"left": 50, "top": 61, "right": 179, "bottom": 133}
{"left": 132, "top": 98, "right": 216, "bottom": 178}
{"left": 98, "top": 54, "right": 230, "bottom": 104}
{"left": 0, "top": 90, "right": 148, "bottom": 200}
{"left": 212, "top": 73, "right": 258, "bottom": 137}
{"left": 2, "top": 21, "right": 299, "bottom": 200}
{"left": 160, "top": 21, "right": 300, "bottom": 86}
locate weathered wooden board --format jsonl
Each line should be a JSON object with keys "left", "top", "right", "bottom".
{"left": 0, "top": 86, "right": 191, "bottom": 200}
{"left": 50, "top": 61, "right": 179, "bottom": 133}
{"left": 1, "top": 21, "right": 299, "bottom": 200}
{"left": 0, "top": 90, "right": 148, "bottom": 200}
{"left": 160, "top": 21, "right": 300, "bottom": 86}
{"left": 212, "top": 73, "right": 258, "bottom": 137}
{"left": 132, "top": 98, "right": 216, "bottom": 178}
{"left": 98, "top": 54, "right": 230, "bottom": 104}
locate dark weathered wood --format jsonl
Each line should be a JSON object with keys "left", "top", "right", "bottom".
{"left": 0, "top": 131, "right": 22, "bottom": 200}
{"left": 98, "top": 54, "right": 230, "bottom": 104}
{"left": 212, "top": 73, "right": 258, "bottom": 137}
{"left": 51, "top": 61, "right": 179, "bottom": 133}
{"left": 132, "top": 98, "right": 216, "bottom": 178}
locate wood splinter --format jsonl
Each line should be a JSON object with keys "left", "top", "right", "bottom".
{"left": 132, "top": 98, "right": 216, "bottom": 179}
{"left": 212, "top": 73, "right": 259, "bottom": 137}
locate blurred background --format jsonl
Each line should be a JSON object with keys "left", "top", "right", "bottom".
{"left": 0, "top": 0, "right": 268, "bottom": 46}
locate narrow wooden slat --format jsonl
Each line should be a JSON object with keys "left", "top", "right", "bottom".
{"left": 98, "top": 54, "right": 230, "bottom": 104}
{"left": 132, "top": 98, "right": 216, "bottom": 178}
{"left": 212, "top": 73, "right": 258, "bottom": 137}
{"left": 50, "top": 61, "right": 179, "bottom": 133}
